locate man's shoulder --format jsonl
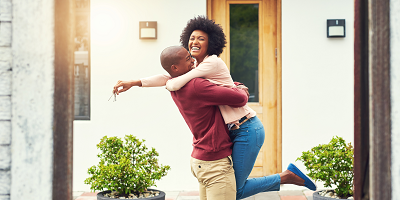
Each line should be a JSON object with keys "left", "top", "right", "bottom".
{"left": 173, "top": 78, "right": 210, "bottom": 99}
{"left": 182, "top": 78, "right": 213, "bottom": 92}
{"left": 190, "top": 78, "right": 211, "bottom": 86}
{"left": 177, "top": 78, "right": 209, "bottom": 90}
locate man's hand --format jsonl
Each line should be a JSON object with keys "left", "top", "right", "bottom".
{"left": 113, "top": 80, "right": 142, "bottom": 95}
{"left": 236, "top": 84, "right": 250, "bottom": 98}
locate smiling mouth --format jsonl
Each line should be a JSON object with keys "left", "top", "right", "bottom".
{"left": 191, "top": 47, "right": 200, "bottom": 51}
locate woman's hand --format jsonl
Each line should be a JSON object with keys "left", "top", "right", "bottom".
{"left": 236, "top": 84, "right": 250, "bottom": 98}
{"left": 113, "top": 80, "right": 142, "bottom": 95}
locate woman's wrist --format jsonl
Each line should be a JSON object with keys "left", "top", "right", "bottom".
{"left": 131, "top": 79, "right": 142, "bottom": 87}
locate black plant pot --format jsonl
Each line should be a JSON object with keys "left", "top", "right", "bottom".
{"left": 313, "top": 191, "right": 352, "bottom": 200}
{"left": 313, "top": 191, "right": 335, "bottom": 200}
{"left": 97, "top": 189, "right": 165, "bottom": 200}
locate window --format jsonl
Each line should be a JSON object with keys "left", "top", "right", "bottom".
{"left": 208, "top": 0, "right": 282, "bottom": 175}
{"left": 230, "top": 4, "right": 259, "bottom": 102}
{"left": 74, "top": 0, "right": 90, "bottom": 120}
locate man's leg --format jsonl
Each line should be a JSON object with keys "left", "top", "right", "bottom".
{"left": 191, "top": 158, "right": 207, "bottom": 200}
{"left": 191, "top": 156, "right": 236, "bottom": 200}
{"left": 198, "top": 184, "right": 207, "bottom": 200}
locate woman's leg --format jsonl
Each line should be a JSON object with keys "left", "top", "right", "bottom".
{"left": 230, "top": 116, "right": 281, "bottom": 200}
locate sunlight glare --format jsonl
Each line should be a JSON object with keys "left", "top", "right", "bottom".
{"left": 91, "top": 4, "right": 124, "bottom": 45}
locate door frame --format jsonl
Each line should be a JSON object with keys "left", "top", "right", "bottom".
{"left": 207, "top": 0, "right": 282, "bottom": 176}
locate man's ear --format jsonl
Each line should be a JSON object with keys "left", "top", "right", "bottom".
{"left": 170, "top": 65, "right": 178, "bottom": 72}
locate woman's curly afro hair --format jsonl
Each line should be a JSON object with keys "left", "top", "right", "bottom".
{"left": 180, "top": 16, "right": 226, "bottom": 57}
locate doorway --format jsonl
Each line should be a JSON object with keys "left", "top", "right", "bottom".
{"left": 207, "top": 0, "right": 282, "bottom": 176}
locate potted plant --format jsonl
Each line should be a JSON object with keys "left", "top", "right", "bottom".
{"left": 296, "top": 136, "right": 354, "bottom": 199}
{"left": 84, "top": 135, "right": 171, "bottom": 199}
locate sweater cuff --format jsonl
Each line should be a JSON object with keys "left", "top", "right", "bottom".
{"left": 234, "top": 82, "right": 244, "bottom": 86}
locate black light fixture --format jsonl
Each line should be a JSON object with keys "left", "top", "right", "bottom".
{"left": 139, "top": 21, "right": 157, "bottom": 39}
{"left": 327, "top": 19, "right": 345, "bottom": 38}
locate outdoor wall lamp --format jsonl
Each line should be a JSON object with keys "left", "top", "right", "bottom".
{"left": 327, "top": 19, "right": 345, "bottom": 38}
{"left": 139, "top": 21, "right": 157, "bottom": 39}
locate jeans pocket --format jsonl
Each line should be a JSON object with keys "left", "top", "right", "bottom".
{"left": 255, "top": 126, "right": 265, "bottom": 148}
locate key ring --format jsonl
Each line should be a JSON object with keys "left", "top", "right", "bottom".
{"left": 108, "top": 92, "right": 117, "bottom": 102}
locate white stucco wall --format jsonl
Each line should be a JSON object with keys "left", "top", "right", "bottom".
{"left": 73, "top": 0, "right": 207, "bottom": 192}
{"left": 391, "top": 0, "right": 400, "bottom": 199}
{"left": 11, "top": 0, "right": 55, "bottom": 199}
{"left": 281, "top": 0, "right": 354, "bottom": 190}
{"left": 74, "top": 0, "right": 355, "bottom": 192}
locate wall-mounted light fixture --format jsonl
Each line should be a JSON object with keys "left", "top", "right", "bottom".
{"left": 139, "top": 21, "right": 157, "bottom": 39}
{"left": 327, "top": 19, "right": 345, "bottom": 38}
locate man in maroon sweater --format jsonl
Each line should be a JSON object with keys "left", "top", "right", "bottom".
{"left": 160, "top": 46, "right": 247, "bottom": 199}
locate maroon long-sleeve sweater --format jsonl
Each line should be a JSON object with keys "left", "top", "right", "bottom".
{"left": 170, "top": 78, "right": 248, "bottom": 161}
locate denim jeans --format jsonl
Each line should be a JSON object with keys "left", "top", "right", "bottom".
{"left": 229, "top": 116, "right": 281, "bottom": 199}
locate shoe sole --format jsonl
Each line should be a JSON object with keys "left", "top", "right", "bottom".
{"left": 288, "top": 163, "right": 318, "bottom": 191}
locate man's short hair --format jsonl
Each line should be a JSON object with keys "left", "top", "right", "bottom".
{"left": 160, "top": 46, "right": 184, "bottom": 73}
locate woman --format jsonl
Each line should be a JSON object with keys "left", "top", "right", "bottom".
{"left": 114, "top": 16, "right": 316, "bottom": 199}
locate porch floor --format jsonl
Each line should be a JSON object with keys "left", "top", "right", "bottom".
{"left": 73, "top": 189, "right": 314, "bottom": 200}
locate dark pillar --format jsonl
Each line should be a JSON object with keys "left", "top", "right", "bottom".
{"left": 353, "top": 0, "right": 369, "bottom": 199}
{"left": 368, "top": 0, "right": 392, "bottom": 199}
{"left": 53, "top": 0, "right": 75, "bottom": 199}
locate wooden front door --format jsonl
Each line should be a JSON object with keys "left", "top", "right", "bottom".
{"left": 207, "top": 0, "right": 282, "bottom": 176}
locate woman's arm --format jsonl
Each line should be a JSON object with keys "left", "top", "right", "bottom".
{"left": 113, "top": 79, "right": 141, "bottom": 95}
{"left": 165, "top": 57, "right": 218, "bottom": 91}
{"left": 140, "top": 74, "right": 171, "bottom": 87}
{"left": 113, "top": 74, "right": 171, "bottom": 95}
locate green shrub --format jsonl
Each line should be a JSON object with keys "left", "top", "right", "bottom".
{"left": 84, "top": 135, "right": 171, "bottom": 195}
{"left": 296, "top": 136, "right": 354, "bottom": 198}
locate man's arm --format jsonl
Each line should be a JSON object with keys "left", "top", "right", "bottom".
{"left": 192, "top": 78, "right": 248, "bottom": 108}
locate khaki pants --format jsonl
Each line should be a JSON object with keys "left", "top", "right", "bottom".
{"left": 190, "top": 156, "right": 236, "bottom": 200}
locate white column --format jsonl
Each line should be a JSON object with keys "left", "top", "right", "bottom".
{"left": 11, "top": 0, "right": 55, "bottom": 199}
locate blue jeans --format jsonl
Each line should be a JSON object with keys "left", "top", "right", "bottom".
{"left": 229, "top": 116, "right": 281, "bottom": 199}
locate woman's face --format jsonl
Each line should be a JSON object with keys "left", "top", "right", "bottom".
{"left": 188, "top": 30, "right": 209, "bottom": 63}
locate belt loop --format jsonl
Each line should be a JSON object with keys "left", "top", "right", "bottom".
{"left": 230, "top": 116, "right": 253, "bottom": 131}
{"left": 228, "top": 156, "right": 233, "bottom": 167}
